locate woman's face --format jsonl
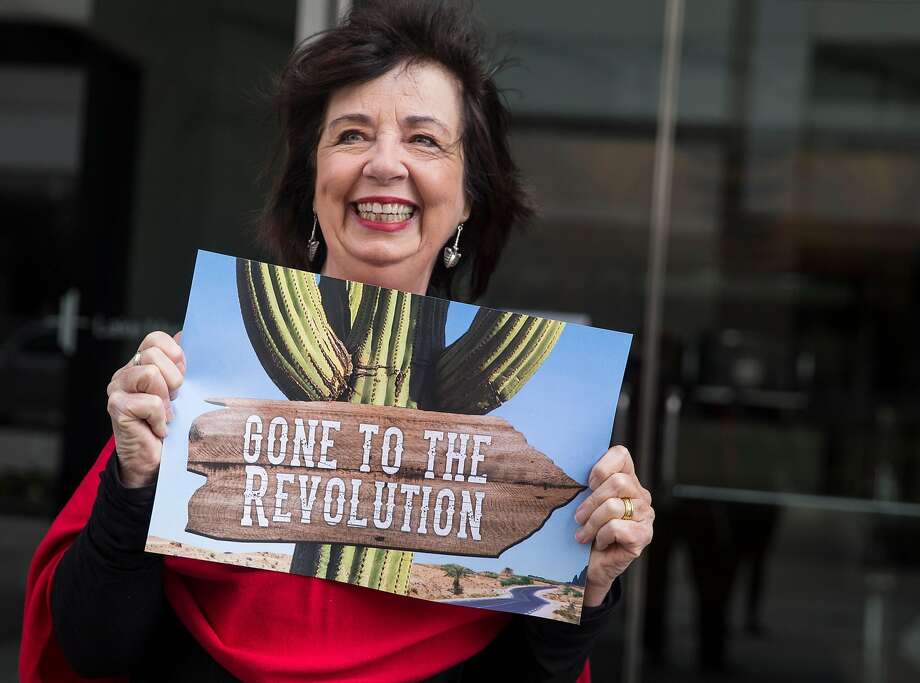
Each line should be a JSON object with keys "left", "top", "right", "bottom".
{"left": 314, "top": 61, "right": 470, "bottom": 293}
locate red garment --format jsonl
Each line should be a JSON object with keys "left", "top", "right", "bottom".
{"left": 21, "top": 438, "right": 592, "bottom": 682}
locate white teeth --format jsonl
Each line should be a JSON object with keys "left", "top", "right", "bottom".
{"left": 355, "top": 201, "right": 415, "bottom": 222}
{"left": 356, "top": 201, "right": 414, "bottom": 215}
{"left": 356, "top": 209, "right": 413, "bottom": 223}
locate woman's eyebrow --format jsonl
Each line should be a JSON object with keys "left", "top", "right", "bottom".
{"left": 403, "top": 115, "right": 450, "bottom": 135}
{"left": 326, "top": 113, "right": 373, "bottom": 132}
{"left": 326, "top": 113, "right": 452, "bottom": 136}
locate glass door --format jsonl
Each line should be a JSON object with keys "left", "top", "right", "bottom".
{"left": 645, "top": 1, "right": 920, "bottom": 681}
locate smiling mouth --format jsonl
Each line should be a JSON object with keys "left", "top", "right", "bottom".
{"left": 352, "top": 201, "right": 417, "bottom": 224}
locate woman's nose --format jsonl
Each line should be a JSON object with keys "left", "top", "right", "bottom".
{"left": 362, "top": 136, "right": 408, "bottom": 184}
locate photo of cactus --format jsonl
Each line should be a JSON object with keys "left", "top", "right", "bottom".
{"left": 146, "top": 250, "right": 632, "bottom": 621}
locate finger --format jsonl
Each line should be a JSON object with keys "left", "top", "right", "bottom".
{"left": 108, "top": 390, "right": 168, "bottom": 439}
{"left": 137, "top": 346, "right": 184, "bottom": 397}
{"left": 576, "top": 491, "right": 646, "bottom": 544}
{"left": 173, "top": 329, "right": 183, "bottom": 345}
{"left": 111, "top": 416, "right": 163, "bottom": 460}
{"left": 139, "top": 330, "right": 186, "bottom": 374}
{"left": 595, "top": 518, "right": 653, "bottom": 553}
{"left": 587, "top": 445, "right": 634, "bottom": 490}
{"left": 575, "top": 472, "right": 643, "bottom": 524}
{"left": 109, "top": 365, "right": 172, "bottom": 422}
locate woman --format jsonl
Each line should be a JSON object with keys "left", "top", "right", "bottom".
{"left": 21, "top": 2, "right": 654, "bottom": 681}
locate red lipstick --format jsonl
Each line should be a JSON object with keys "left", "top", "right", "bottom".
{"left": 351, "top": 196, "right": 418, "bottom": 233}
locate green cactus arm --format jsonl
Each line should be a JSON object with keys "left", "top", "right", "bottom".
{"left": 236, "top": 259, "right": 351, "bottom": 401}
{"left": 391, "top": 547, "right": 413, "bottom": 594}
{"left": 347, "top": 281, "right": 365, "bottom": 328}
{"left": 434, "top": 310, "right": 565, "bottom": 414}
{"left": 384, "top": 292, "right": 415, "bottom": 406}
{"left": 437, "top": 311, "right": 528, "bottom": 381}
{"left": 313, "top": 543, "right": 331, "bottom": 577}
{"left": 333, "top": 544, "right": 358, "bottom": 583}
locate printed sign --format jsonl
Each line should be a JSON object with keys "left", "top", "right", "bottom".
{"left": 186, "top": 399, "right": 582, "bottom": 556}
{"left": 147, "top": 250, "right": 632, "bottom": 623}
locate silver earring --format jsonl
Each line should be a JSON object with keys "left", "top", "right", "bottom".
{"left": 308, "top": 213, "right": 320, "bottom": 262}
{"left": 443, "top": 223, "right": 463, "bottom": 268}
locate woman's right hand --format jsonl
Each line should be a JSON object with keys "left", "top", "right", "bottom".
{"left": 106, "top": 331, "right": 186, "bottom": 488}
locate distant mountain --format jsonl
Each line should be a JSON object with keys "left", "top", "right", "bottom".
{"left": 571, "top": 566, "right": 588, "bottom": 587}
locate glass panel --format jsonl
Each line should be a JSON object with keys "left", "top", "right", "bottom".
{"left": 0, "top": 66, "right": 85, "bottom": 516}
{"left": 0, "top": 5, "right": 298, "bottom": 676}
{"left": 648, "top": 1, "right": 920, "bottom": 680}
{"left": 476, "top": 1, "right": 667, "bottom": 679}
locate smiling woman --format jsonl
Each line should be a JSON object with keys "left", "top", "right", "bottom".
{"left": 21, "top": 2, "right": 654, "bottom": 682}
{"left": 315, "top": 62, "right": 471, "bottom": 293}
{"left": 261, "top": 0, "right": 535, "bottom": 300}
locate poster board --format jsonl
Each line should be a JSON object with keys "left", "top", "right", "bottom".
{"left": 146, "top": 250, "right": 632, "bottom": 623}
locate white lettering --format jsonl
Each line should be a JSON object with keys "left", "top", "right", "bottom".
{"left": 443, "top": 432, "right": 469, "bottom": 482}
{"left": 347, "top": 478, "right": 368, "bottom": 527}
{"left": 272, "top": 472, "right": 295, "bottom": 522}
{"left": 423, "top": 430, "right": 443, "bottom": 479}
{"left": 457, "top": 490, "right": 485, "bottom": 540}
{"left": 433, "top": 488, "right": 456, "bottom": 537}
{"left": 417, "top": 485, "right": 433, "bottom": 534}
{"left": 298, "top": 474, "right": 322, "bottom": 523}
{"left": 468, "top": 434, "right": 491, "bottom": 484}
{"left": 241, "top": 465, "right": 268, "bottom": 527}
{"left": 381, "top": 426, "right": 403, "bottom": 475}
{"left": 373, "top": 481, "right": 398, "bottom": 529}
{"left": 292, "top": 418, "right": 318, "bottom": 467}
{"left": 266, "top": 416, "right": 288, "bottom": 465}
{"left": 242, "top": 415, "right": 262, "bottom": 464}
{"left": 323, "top": 477, "right": 346, "bottom": 524}
{"left": 399, "top": 484, "right": 420, "bottom": 533}
{"left": 358, "top": 423, "right": 379, "bottom": 473}
{"left": 317, "top": 420, "right": 340, "bottom": 469}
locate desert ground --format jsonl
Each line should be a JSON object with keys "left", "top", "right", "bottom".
{"left": 407, "top": 562, "right": 519, "bottom": 600}
{"left": 534, "top": 587, "right": 584, "bottom": 623}
{"left": 408, "top": 563, "right": 585, "bottom": 623}
{"left": 141, "top": 544, "right": 585, "bottom": 623}
{"left": 145, "top": 536, "right": 293, "bottom": 572}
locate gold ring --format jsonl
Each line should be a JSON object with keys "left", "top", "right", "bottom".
{"left": 620, "top": 497, "right": 634, "bottom": 521}
{"left": 132, "top": 351, "right": 142, "bottom": 367}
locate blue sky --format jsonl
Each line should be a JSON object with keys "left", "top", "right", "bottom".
{"left": 150, "top": 250, "right": 631, "bottom": 582}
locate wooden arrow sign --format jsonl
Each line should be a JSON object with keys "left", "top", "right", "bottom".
{"left": 185, "top": 398, "right": 584, "bottom": 558}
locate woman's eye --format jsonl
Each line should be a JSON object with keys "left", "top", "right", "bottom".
{"left": 411, "top": 134, "right": 439, "bottom": 148}
{"left": 338, "top": 130, "right": 366, "bottom": 144}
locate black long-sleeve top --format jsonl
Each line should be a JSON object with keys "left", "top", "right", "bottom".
{"left": 51, "top": 455, "right": 619, "bottom": 682}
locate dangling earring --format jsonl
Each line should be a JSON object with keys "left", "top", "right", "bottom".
{"left": 308, "top": 213, "right": 320, "bottom": 262}
{"left": 443, "top": 223, "right": 463, "bottom": 269}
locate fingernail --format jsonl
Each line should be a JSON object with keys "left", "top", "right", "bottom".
{"left": 575, "top": 528, "right": 587, "bottom": 543}
{"left": 574, "top": 505, "right": 586, "bottom": 524}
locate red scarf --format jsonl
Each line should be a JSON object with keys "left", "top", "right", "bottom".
{"left": 20, "top": 438, "right": 591, "bottom": 682}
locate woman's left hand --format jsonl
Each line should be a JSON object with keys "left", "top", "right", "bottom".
{"left": 575, "top": 445, "right": 654, "bottom": 607}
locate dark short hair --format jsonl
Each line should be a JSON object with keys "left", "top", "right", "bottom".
{"left": 259, "top": 0, "right": 534, "bottom": 300}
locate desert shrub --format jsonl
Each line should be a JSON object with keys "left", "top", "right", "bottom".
{"left": 500, "top": 575, "right": 533, "bottom": 587}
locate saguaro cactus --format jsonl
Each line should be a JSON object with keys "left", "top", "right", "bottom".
{"left": 236, "top": 259, "right": 565, "bottom": 594}
{"left": 237, "top": 259, "right": 351, "bottom": 400}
